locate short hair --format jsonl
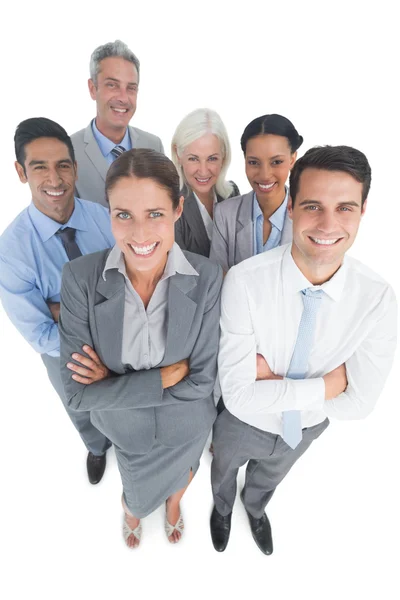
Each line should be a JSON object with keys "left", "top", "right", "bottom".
{"left": 289, "top": 145, "right": 371, "bottom": 207}
{"left": 240, "top": 114, "right": 303, "bottom": 154}
{"left": 14, "top": 117, "right": 75, "bottom": 171}
{"left": 90, "top": 40, "right": 140, "bottom": 86}
{"left": 171, "top": 108, "right": 234, "bottom": 200}
{"left": 106, "top": 148, "right": 181, "bottom": 209}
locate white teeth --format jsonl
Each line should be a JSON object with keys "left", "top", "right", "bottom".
{"left": 130, "top": 242, "right": 157, "bottom": 255}
{"left": 258, "top": 182, "right": 275, "bottom": 190}
{"left": 113, "top": 108, "right": 128, "bottom": 113}
{"left": 45, "top": 191, "right": 64, "bottom": 196}
{"left": 195, "top": 178, "right": 211, "bottom": 183}
{"left": 310, "top": 237, "right": 339, "bottom": 245}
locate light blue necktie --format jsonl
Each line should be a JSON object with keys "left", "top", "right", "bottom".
{"left": 111, "top": 145, "right": 126, "bottom": 160}
{"left": 282, "top": 288, "right": 323, "bottom": 449}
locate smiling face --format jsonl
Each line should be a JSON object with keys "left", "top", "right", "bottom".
{"left": 15, "top": 137, "right": 77, "bottom": 223}
{"left": 109, "top": 175, "right": 183, "bottom": 275}
{"left": 288, "top": 168, "right": 366, "bottom": 281}
{"left": 178, "top": 133, "right": 223, "bottom": 199}
{"left": 89, "top": 57, "right": 138, "bottom": 142}
{"left": 245, "top": 134, "right": 296, "bottom": 207}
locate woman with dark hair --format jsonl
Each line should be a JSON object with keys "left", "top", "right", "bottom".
{"left": 58, "top": 148, "right": 222, "bottom": 548}
{"left": 210, "top": 114, "right": 303, "bottom": 271}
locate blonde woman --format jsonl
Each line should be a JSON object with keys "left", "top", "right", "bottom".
{"left": 171, "top": 108, "right": 239, "bottom": 257}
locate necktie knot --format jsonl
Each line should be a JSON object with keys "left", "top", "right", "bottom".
{"left": 56, "top": 226, "right": 76, "bottom": 243}
{"left": 111, "top": 145, "right": 126, "bottom": 159}
{"left": 302, "top": 287, "right": 323, "bottom": 299}
{"left": 56, "top": 227, "right": 82, "bottom": 261}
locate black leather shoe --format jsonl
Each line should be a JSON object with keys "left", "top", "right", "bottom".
{"left": 240, "top": 490, "right": 273, "bottom": 555}
{"left": 210, "top": 506, "right": 232, "bottom": 552}
{"left": 86, "top": 452, "right": 106, "bottom": 484}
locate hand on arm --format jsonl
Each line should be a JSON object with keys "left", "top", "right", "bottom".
{"left": 323, "top": 364, "right": 347, "bottom": 400}
{"left": 47, "top": 301, "right": 60, "bottom": 323}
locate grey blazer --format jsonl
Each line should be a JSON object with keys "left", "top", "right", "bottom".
{"left": 209, "top": 191, "right": 293, "bottom": 272}
{"left": 71, "top": 123, "right": 164, "bottom": 207}
{"left": 59, "top": 249, "right": 222, "bottom": 454}
{"left": 175, "top": 182, "right": 240, "bottom": 258}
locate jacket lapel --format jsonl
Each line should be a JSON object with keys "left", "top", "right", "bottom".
{"left": 161, "top": 273, "right": 198, "bottom": 365}
{"left": 83, "top": 123, "right": 109, "bottom": 182}
{"left": 235, "top": 191, "right": 254, "bottom": 263}
{"left": 94, "top": 269, "right": 126, "bottom": 373}
{"left": 183, "top": 189, "right": 210, "bottom": 255}
{"left": 281, "top": 210, "right": 293, "bottom": 244}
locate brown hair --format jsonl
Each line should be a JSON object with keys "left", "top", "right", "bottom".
{"left": 105, "top": 148, "right": 181, "bottom": 208}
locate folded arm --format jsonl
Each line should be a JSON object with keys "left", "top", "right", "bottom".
{"left": 0, "top": 255, "right": 60, "bottom": 355}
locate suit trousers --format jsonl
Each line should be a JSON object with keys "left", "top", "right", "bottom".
{"left": 211, "top": 408, "right": 329, "bottom": 518}
{"left": 41, "top": 354, "right": 110, "bottom": 456}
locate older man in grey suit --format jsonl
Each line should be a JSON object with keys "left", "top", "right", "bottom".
{"left": 71, "top": 40, "right": 164, "bottom": 206}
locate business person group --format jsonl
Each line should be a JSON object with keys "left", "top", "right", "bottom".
{"left": 0, "top": 39, "right": 397, "bottom": 554}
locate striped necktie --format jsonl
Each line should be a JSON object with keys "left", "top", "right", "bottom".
{"left": 111, "top": 145, "right": 126, "bottom": 160}
{"left": 282, "top": 288, "right": 323, "bottom": 449}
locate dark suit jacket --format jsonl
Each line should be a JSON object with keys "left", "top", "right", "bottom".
{"left": 175, "top": 182, "right": 240, "bottom": 257}
{"left": 59, "top": 248, "right": 222, "bottom": 454}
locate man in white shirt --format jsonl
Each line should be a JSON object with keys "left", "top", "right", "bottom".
{"left": 210, "top": 145, "right": 397, "bottom": 555}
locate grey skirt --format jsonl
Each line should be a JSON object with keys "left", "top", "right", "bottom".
{"left": 115, "top": 431, "right": 209, "bottom": 518}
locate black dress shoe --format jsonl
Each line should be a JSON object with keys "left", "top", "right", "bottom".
{"left": 210, "top": 506, "right": 232, "bottom": 552}
{"left": 240, "top": 490, "right": 273, "bottom": 555}
{"left": 86, "top": 452, "right": 106, "bottom": 484}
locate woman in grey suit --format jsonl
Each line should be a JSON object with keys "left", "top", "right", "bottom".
{"left": 210, "top": 114, "right": 303, "bottom": 271}
{"left": 59, "top": 149, "right": 222, "bottom": 548}
{"left": 171, "top": 108, "right": 239, "bottom": 257}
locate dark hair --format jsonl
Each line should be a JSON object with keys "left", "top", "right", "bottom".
{"left": 290, "top": 145, "right": 371, "bottom": 207}
{"left": 105, "top": 148, "right": 181, "bottom": 209}
{"left": 14, "top": 117, "right": 75, "bottom": 172}
{"left": 240, "top": 114, "right": 303, "bottom": 154}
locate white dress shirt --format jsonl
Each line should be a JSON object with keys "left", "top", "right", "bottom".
{"left": 218, "top": 244, "right": 397, "bottom": 434}
{"left": 193, "top": 191, "right": 217, "bottom": 241}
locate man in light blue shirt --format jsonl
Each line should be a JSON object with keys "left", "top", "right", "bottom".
{"left": 0, "top": 117, "right": 115, "bottom": 484}
{"left": 71, "top": 40, "right": 164, "bottom": 206}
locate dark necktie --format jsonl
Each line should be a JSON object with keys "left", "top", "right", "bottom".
{"left": 56, "top": 227, "right": 82, "bottom": 261}
{"left": 111, "top": 145, "right": 126, "bottom": 160}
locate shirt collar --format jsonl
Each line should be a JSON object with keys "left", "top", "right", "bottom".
{"left": 92, "top": 119, "right": 131, "bottom": 157}
{"left": 28, "top": 198, "right": 88, "bottom": 242}
{"left": 193, "top": 190, "right": 218, "bottom": 208}
{"left": 282, "top": 244, "right": 347, "bottom": 302}
{"left": 102, "top": 242, "right": 199, "bottom": 281}
{"left": 253, "top": 186, "right": 289, "bottom": 231}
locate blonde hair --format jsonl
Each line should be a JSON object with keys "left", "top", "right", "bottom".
{"left": 171, "top": 108, "right": 234, "bottom": 199}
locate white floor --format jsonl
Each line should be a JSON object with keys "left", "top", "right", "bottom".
{"left": 1, "top": 324, "right": 399, "bottom": 600}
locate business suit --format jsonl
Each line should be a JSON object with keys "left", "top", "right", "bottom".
{"left": 59, "top": 247, "right": 222, "bottom": 517}
{"left": 175, "top": 183, "right": 240, "bottom": 258}
{"left": 209, "top": 190, "right": 293, "bottom": 272}
{"left": 71, "top": 123, "right": 164, "bottom": 206}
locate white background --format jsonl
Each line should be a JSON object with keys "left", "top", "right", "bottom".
{"left": 0, "top": 2, "right": 399, "bottom": 599}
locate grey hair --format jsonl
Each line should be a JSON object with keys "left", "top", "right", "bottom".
{"left": 89, "top": 40, "right": 140, "bottom": 86}
{"left": 171, "top": 108, "right": 234, "bottom": 200}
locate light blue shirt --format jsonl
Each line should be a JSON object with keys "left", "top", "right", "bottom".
{"left": 253, "top": 187, "right": 289, "bottom": 255}
{"left": 0, "top": 198, "right": 114, "bottom": 357}
{"left": 91, "top": 119, "right": 132, "bottom": 165}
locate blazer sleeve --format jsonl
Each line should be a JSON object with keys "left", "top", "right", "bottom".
{"left": 59, "top": 262, "right": 175, "bottom": 412}
{"left": 209, "top": 203, "right": 230, "bottom": 272}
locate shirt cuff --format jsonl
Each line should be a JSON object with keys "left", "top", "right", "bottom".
{"left": 284, "top": 377, "right": 325, "bottom": 410}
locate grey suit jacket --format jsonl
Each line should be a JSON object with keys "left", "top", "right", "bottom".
{"left": 175, "top": 182, "right": 240, "bottom": 258}
{"left": 71, "top": 122, "right": 164, "bottom": 207}
{"left": 59, "top": 249, "right": 222, "bottom": 454}
{"left": 209, "top": 190, "right": 293, "bottom": 271}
